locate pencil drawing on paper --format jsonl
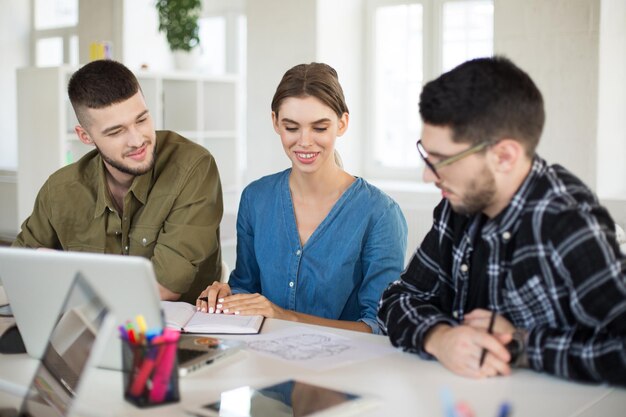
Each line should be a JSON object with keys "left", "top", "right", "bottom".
{"left": 246, "top": 333, "right": 351, "bottom": 360}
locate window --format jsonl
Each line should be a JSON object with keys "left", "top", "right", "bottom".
{"left": 197, "top": 13, "right": 247, "bottom": 76}
{"left": 32, "top": 0, "right": 79, "bottom": 67}
{"left": 198, "top": 6, "right": 247, "bottom": 76}
{"left": 198, "top": 17, "right": 226, "bottom": 75}
{"left": 442, "top": 1, "right": 494, "bottom": 72}
{"left": 34, "top": 0, "right": 77, "bottom": 29}
{"left": 366, "top": 0, "right": 493, "bottom": 180}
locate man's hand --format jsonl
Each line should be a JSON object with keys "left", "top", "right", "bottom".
{"left": 424, "top": 324, "right": 512, "bottom": 378}
{"left": 158, "top": 283, "right": 181, "bottom": 301}
{"left": 464, "top": 309, "right": 515, "bottom": 334}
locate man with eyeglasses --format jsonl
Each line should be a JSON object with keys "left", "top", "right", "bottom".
{"left": 378, "top": 56, "right": 626, "bottom": 386}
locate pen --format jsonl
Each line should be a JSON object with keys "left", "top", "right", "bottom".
{"left": 479, "top": 310, "right": 497, "bottom": 367}
{"left": 496, "top": 402, "right": 511, "bottom": 417}
{"left": 198, "top": 296, "right": 208, "bottom": 302}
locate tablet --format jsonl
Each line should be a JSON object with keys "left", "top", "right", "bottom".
{"left": 185, "top": 380, "right": 378, "bottom": 417}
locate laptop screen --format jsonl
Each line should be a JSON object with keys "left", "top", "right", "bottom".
{"left": 19, "top": 273, "right": 111, "bottom": 417}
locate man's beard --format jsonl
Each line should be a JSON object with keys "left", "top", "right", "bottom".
{"left": 97, "top": 145, "right": 156, "bottom": 176}
{"left": 450, "top": 166, "right": 496, "bottom": 216}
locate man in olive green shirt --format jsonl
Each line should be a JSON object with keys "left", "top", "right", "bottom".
{"left": 13, "top": 60, "right": 223, "bottom": 304}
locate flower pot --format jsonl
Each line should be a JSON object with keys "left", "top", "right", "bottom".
{"left": 173, "top": 48, "right": 200, "bottom": 71}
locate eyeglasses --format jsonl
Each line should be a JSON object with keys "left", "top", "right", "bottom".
{"left": 416, "top": 139, "right": 490, "bottom": 180}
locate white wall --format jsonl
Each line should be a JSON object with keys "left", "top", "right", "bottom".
{"left": 245, "top": 0, "right": 366, "bottom": 182}
{"left": 122, "top": 0, "right": 172, "bottom": 72}
{"left": 316, "top": 0, "right": 364, "bottom": 177}
{"left": 0, "top": 0, "right": 29, "bottom": 170}
{"left": 494, "top": 0, "right": 600, "bottom": 189}
{"left": 245, "top": 0, "right": 317, "bottom": 183}
{"left": 596, "top": 0, "right": 626, "bottom": 198}
{"left": 0, "top": 171, "right": 17, "bottom": 238}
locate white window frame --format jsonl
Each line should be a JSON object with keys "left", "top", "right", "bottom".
{"left": 364, "top": 0, "right": 493, "bottom": 181}
{"left": 30, "top": 0, "right": 78, "bottom": 66}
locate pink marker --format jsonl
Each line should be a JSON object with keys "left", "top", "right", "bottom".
{"left": 148, "top": 328, "right": 180, "bottom": 403}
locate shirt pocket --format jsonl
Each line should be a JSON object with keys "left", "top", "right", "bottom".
{"left": 501, "top": 275, "right": 558, "bottom": 328}
{"left": 129, "top": 226, "right": 161, "bottom": 258}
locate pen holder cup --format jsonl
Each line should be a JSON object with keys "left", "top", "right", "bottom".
{"left": 121, "top": 337, "right": 180, "bottom": 407}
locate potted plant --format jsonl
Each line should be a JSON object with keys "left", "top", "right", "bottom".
{"left": 156, "top": 0, "right": 202, "bottom": 69}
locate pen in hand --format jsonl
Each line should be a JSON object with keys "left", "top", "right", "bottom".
{"left": 197, "top": 297, "right": 208, "bottom": 302}
{"left": 479, "top": 310, "right": 497, "bottom": 368}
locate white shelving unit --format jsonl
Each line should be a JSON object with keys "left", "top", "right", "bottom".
{"left": 16, "top": 66, "right": 243, "bottom": 225}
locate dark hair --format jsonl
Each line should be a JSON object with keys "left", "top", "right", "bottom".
{"left": 68, "top": 59, "right": 141, "bottom": 126}
{"left": 419, "top": 56, "right": 545, "bottom": 156}
{"left": 271, "top": 62, "right": 349, "bottom": 118}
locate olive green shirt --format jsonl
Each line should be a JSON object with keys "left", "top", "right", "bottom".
{"left": 13, "top": 130, "right": 223, "bottom": 304}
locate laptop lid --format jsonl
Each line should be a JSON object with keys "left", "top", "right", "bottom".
{"left": 0, "top": 248, "right": 163, "bottom": 371}
{"left": 18, "top": 272, "right": 113, "bottom": 417}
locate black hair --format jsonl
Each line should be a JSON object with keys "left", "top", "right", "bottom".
{"left": 419, "top": 56, "right": 545, "bottom": 155}
{"left": 68, "top": 60, "right": 141, "bottom": 126}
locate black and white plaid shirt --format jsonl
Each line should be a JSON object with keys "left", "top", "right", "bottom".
{"left": 378, "top": 156, "right": 626, "bottom": 385}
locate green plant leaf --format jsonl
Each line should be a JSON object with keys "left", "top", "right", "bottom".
{"left": 156, "top": 0, "right": 202, "bottom": 52}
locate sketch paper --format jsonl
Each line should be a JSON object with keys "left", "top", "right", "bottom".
{"left": 243, "top": 326, "right": 397, "bottom": 370}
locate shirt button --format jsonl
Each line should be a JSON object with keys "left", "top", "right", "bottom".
{"left": 141, "top": 237, "right": 147, "bottom": 246}
{"left": 289, "top": 281, "right": 294, "bottom": 288}
{"left": 460, "top": 264, "right": 469, "bottom": 273}
{"left": 124, "top": 217, "right": 128, "bottom": 221}
{"left": 502, "top": 231, "right": 511, "bottom": 241}
{"left": 296, "top": 249, "right": 301, "bottom": 256}
{"left": 452, "top": 311, "right": 459, "bottom": 319}
{"left": 124, "top": 245, "right": 129, "bottom": 251}
{"left": 115, "top": 231, "right": 120, "bottom": 235}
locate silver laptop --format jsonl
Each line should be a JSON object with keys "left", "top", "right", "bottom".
{"left": 0, "top": 248, "right": 162, "bottom": 371}
{"left": 0, "top": 248, "right": 240, "bottom": 375}
{"left": 0, "top": 272, "right": 114, "bottom": 417}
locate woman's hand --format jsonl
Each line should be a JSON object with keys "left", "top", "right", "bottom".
{"left": 196, "top": 281, "right": 232, "bottom": 313}
{"left": 219, "top": 293, "right": 294, "bottom": 320}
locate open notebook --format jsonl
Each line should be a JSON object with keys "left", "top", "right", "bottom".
{"left": 0, "top": 273, "right": 113, "bottom": 417}
{"left": 162, "top": 302, "right": 264, "bottom": 334}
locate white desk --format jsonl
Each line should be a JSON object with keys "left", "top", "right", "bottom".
{"left": 1, "top": 318, "right": 625, "bottom": 416}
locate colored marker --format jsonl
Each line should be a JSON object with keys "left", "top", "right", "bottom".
{"left": 440, "top": 387, "right": 456, "bottom": 417}
{"left": 149, "top": 328, "right": 180, "bottom": 403}
{"left": 136, "top": 315, "right": 147, "bottom": 334}
{"left": 497, "top": 402, "right": 511, "bottom": 417}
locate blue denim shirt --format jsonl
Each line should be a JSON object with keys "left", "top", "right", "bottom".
{"left": 229, "top": 169, "right": 408, "bottom": 333}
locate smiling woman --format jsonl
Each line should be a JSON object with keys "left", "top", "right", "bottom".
{"left": 197, "top": 63, "right": 408, "bottom": 334}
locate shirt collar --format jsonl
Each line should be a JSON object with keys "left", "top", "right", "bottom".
{"left": 94, "top": 154, "right": 113, "bottom": 218}
{"left": 129, "top": 167, "right": 152, "bottom": 205}
{"left": 482, "top": 155, "right": 547, "bottom": 238}
{"left": 93, "top": 153, "right": 155, "bottom": 219}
